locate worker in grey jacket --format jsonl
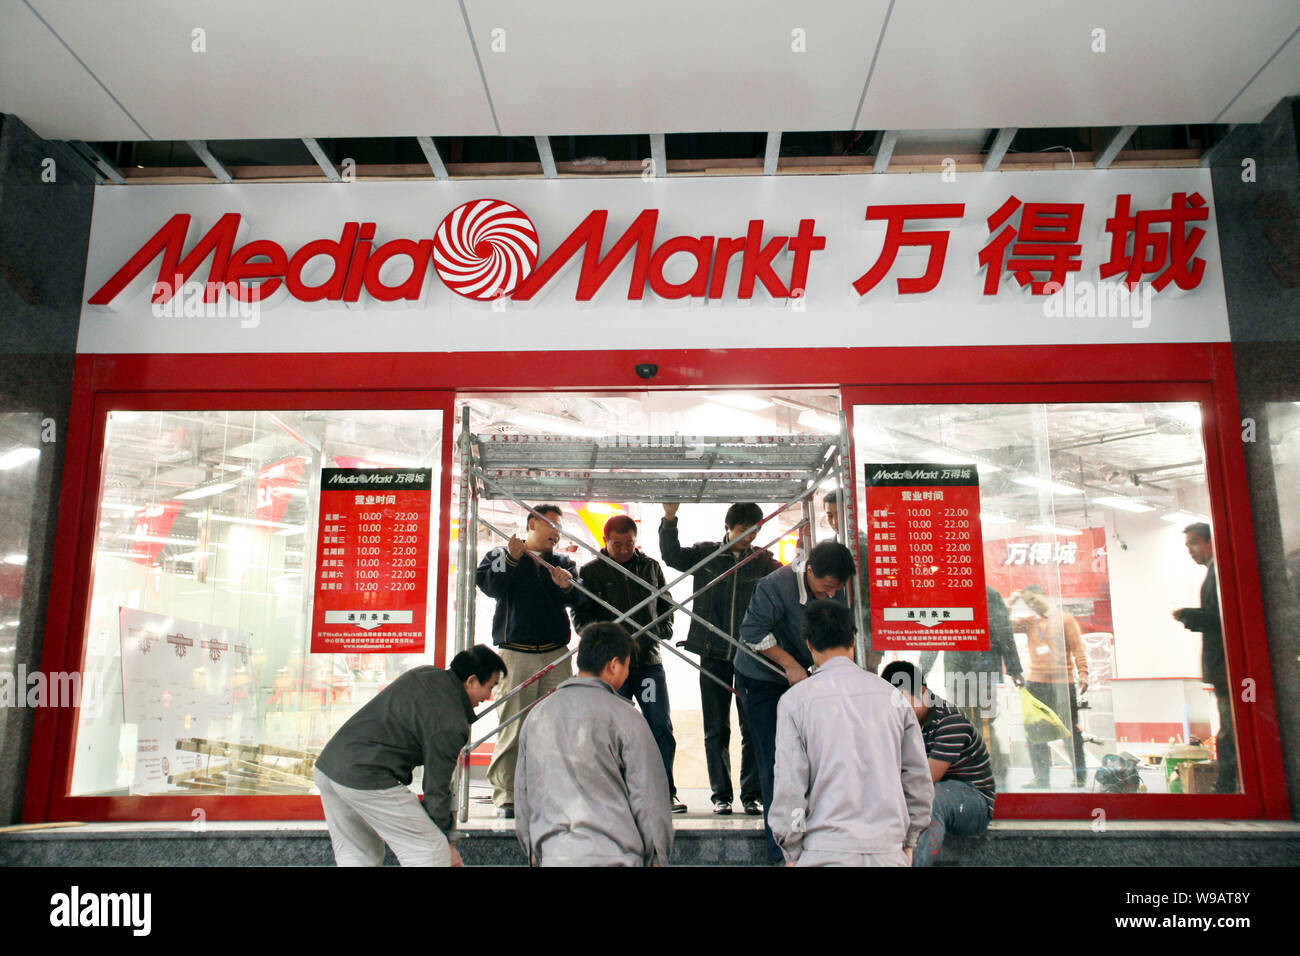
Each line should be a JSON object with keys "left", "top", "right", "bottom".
{"left": 770, "top": 601, "right": 933, "bottom": 866}
{"left": 515, "top": 622, "right": 674, "bottom": 867}
{"left": 315, "top": 645, "right": 506, "bottom": 867}
{"left": 734, "top": 541, "right": 856, "bottom": 863}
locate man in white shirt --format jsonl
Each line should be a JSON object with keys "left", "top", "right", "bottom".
{"left": 769, "top": 600, "right": 933, "bottom": 866}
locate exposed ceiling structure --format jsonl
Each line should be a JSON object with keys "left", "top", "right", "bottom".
{"left": 91, "top": 396, "right": 1212, "bottom": 580}
{"left": 3, "top": 1, "right": 1298, "bottom": 183}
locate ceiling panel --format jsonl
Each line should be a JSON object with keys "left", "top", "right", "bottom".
{"left": 23, "top": 0, "right": 498, "bottom": 140}
{"left": 0, "top": 0, "right": 146, "bottom": 140}
{"left": 1, "top": 1, "right": 1298, "bottom": 143}
{"left": 858, "top": 0, "right": 1300, "bottom": 129}
{"left": 1218, "top": 25, "right": 1300, "bottom": 122}
{"left": 465, "top": 0, "right": 891, "bottom": 135}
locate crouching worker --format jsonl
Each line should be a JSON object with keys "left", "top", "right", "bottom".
{"left": 516, "top": 622, "right": 675, "bottom": 867}
{"left": 881, "top": 661, "right": 996, "bottom": 867}
{"left": 314, "top": 645, "right": 506, "bottom": 867}
{"left": 769, "top": 601, "right": 933, "bottom": 867}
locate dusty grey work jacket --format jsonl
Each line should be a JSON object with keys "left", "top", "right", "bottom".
{"left": 515, "top": 676, "right": 674, "bottom": 866}
{"left": 769, "top": 656, "right": 933, "bottom": 863}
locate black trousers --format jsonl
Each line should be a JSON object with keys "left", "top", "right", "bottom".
{"left": 1211, "top": 678, "right": 1238, "bottom": 792}
{"left": 699, "top": 655, "right": 760, "bottom": 804}
{"left": 1025, "top": 680, "right": 1086, "bottom": 786}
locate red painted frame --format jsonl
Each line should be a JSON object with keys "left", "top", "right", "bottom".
{"left": 23, "top": 343, "right": 1288, "bottom": 822}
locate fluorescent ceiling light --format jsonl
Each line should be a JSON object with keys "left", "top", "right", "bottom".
{"left": 1025, "top": 523, "right": 1082, "bottom": 536}
{"left": 110, "top": 411, "right": 141, "bottom": 423}
{"left": 1162, "top": 511, "right": 1210, "bottom": 525}
{"left": 173, "top": 551, "right": 216, "bottom": 562}
{"left": 176, "top": 481, "right": 239, "bottom": 501}
{"left": 979, "top": 513, "right": 1016, "bottom": 524}
{"left": 1162, "top": 405, "right": 1202, "bottom": 428}
{"left": 1012, "top": 475, "right": 1083, "bottom": 495}
{"left": 99, "top": 501, "right": 141, "bottom": 514}
{"left": 363, "top": 452, "right": 426, "bottom": 468}
{"left": 3, "top": 553, "right": 27, "bottom": 565}
{"left": 797, "top": 409, "right": 840, "bottom": 433}
{"left": 0, "top": 447, "right": 39, "bottom": 470}
{"left": 1093, "top": 495, "right": 1156, "bottom": 513}
{"left": 926, "top": 448, "right": 1002, "bottom": 474}
{"left": 508, "top": 411, "right": 605, "bottom": 437}
{"left": 123, "top": 534, "right": 199, "bottom": 545}
{"left": 3, "top": 620, "right": 19, "bottom": 627}
{"left": 710, "top": 394, "right": 771, "bottom": 412}
{"left": 186, "top": 512, "right": 301, "bottom": 530}
{"left": 853, "top": 424, "right": 893, "bottom": 447}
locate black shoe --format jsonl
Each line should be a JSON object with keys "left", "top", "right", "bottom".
{"left": 670, "top": 795, "right": 688, "bottom": 814}
{"left": 742, "top": 799, "right": 762, "bottom": 816}
{"left": 496, "top": 804, "right": 515, "bottom": 819}
{"left": 712, "top": 800, "right": 733, "bottom": 815}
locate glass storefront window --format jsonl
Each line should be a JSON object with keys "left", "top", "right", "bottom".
{"left": 70, "top": 408, "right": 442, "bottom": 797}
{"left": 0, "top": 414, "right": 43, "bottom": 752}
{"left": 852, "top": 401, "right": 1237, "bottom": 795}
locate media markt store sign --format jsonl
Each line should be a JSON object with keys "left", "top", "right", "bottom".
{"left": 23, "top": 168, "right": 1286, "bottom": 824}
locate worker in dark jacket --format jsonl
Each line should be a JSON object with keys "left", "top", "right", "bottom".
{"left": 475, "top": 503, "right": 581, "bottom": 816}
{"left": 660, "top": 501, "right": 780, "bottom": 815}
{"left": 315, "top": 645, "right": 506, "bottom": 866}
{"left": 1172, "top": 522, "right": 1236, "bottom": 793}
{"left": 573, "top": 514, "right": 684, "bottom": 813}
{"left": 920, "top": 585, "right": 1024, "bottom": 790}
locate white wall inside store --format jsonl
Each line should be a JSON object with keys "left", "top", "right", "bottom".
{"left": 1105, "top": 507, "right": 1215, "bottom": 681}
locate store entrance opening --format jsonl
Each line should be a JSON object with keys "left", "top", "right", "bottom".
{"left": 449, "top": 388, "right": 848, "bottom": 822}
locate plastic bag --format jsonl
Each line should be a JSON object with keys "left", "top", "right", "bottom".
{"left": 1019, "top": 687, "right": 1071, "bottom": 743}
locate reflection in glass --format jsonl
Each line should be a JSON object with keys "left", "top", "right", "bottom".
{"left": 71, "top": 409, "right": 442, "bottom": 797}
{"left": 853, "top": 402, "right": 1236, "bottom": 794}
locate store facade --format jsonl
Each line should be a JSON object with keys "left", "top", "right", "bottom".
{"left": 20, "top": 167, "right": 1291, "bottom": 824}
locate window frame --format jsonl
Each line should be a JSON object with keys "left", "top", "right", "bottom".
{"left": 24, "top": 344, "right": 1286, "bottom": 821}
{"left": 843, "top": 379, "right": 1280, "bottom": 819}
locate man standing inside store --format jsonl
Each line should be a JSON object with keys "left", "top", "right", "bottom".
{"left": 1172, "top": 522, "right": 1236, "bottom": 793}
{"left": 516, "top": 622, "right": 674, "bottom": 866}
{"left": 660, "top": 501, "right": 779, "bottom": 816}
{"left": 920, "top": 585, "right": 1025, "bottom": 791}
{"left": 314, "top": 645, "right": 507, "bottom": 867}
{"left": 476, "top": 503, "right": 581, "bottom": 818}
{"left": 1007, "top": 584, "right": 1089, "bottom": 788}
{"left": 735, "top": 539, "right": 856, "bottom": 863}
{"left": 572, "top": 514, "right": 686, "bottom": 813}
{"left": 770, "top": 602, "right": 932, "bottom": 867}
{"left": 824, "top": 489, "right": 882, "bottom": 672}
{"left": 881, "top": 661, "right": 996, "bottom": 866}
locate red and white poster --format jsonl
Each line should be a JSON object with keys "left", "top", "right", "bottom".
{"left": 864, "top": 463, "right": 990, "bottom": 651}
{"left": 129, "top": 501, "right": 183, "bottom": 566}
{"left": 310, "top": 467, "right": 433, "bottom": 654}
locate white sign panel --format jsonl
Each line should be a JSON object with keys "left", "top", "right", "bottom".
{"left": 78, "top": 171, "right": 1230, "bottom": 354}
{"left": 118, "top": 608, "right": 258, "bottom": 795}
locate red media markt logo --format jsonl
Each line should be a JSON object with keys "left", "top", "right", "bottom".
{"left": 432, "top": 199, "right": 539, "bottom": 301}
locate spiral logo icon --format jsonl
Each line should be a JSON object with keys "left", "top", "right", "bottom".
{"left": 432, "top": 199, "right": 540, "bottom": 301}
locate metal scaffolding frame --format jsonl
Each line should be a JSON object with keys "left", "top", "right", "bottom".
{"left": 451, "top": 408, "right": 863, "bottom": 822}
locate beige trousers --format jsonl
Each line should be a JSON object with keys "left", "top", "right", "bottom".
{"left": 487, "top": 645, "right": 574, "bottom": 807}
{"left": 315, "top": 768, "right": 451, "bottom": 867}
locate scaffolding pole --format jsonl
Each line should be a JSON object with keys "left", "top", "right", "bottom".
{"left": 836, "top": 410, "right": 869, "bottom": 669}
{"left": 453, "top": 428, "right": 846, "bottom": 821}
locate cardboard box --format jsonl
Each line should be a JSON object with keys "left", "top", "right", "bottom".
{"left": 1177, "top": 760, "right": 1219, "bottom": 794}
